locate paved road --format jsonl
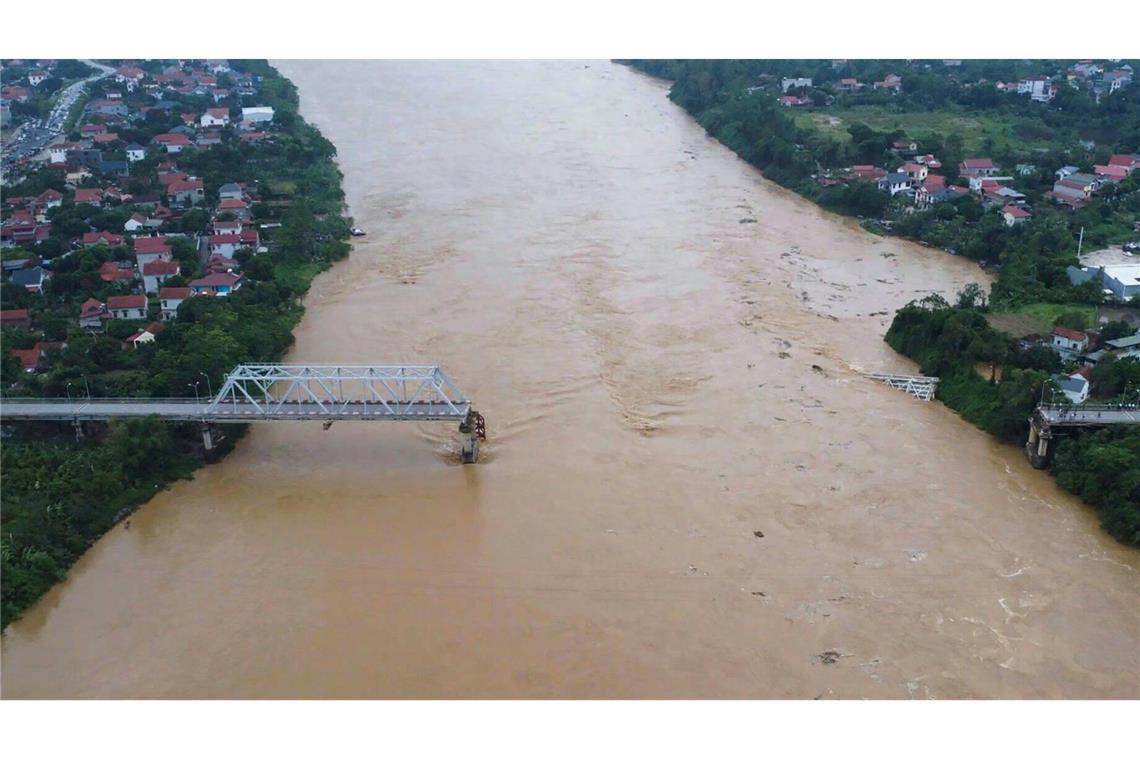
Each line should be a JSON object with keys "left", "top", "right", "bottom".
{"left": 2, "top": 59, "right": 115, "bottom": 184}
{"left": 1039, "top": 406, "right": 1140, "bottom": 426}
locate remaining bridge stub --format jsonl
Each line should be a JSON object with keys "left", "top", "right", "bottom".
{"left": 1, "top": 363, "right": 487, "bottom": 463}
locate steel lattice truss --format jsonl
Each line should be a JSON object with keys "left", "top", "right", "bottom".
{"left": 205, "top": 364, "right": 472, "bottom": 420}
{"left": 866, "top": 373, "right": 939, "bottom": 401}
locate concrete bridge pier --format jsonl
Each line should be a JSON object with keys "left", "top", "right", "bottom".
{"left": 459, "top": 410, "right": 486, "bottom": 464}
{"left": 1025, "top": 415, "right": 1051, "bottom": 469}
{"left": 200, "top": 423, "right": 223, "bottom": 463}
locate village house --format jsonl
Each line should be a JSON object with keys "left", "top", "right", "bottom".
{"left": 91, "top": 99, "right": 128, "bottom": 118}
{"left": 33, "top": 189, "right": 64, "bottom": 215}
{"left": 74, "top": 188, "right": 105, "bottom": 207}
{"left": 208, "top": 233, "right": 241, "bottom": 257}
{"left": 1051, "top": 326, "right": 1090, "bottom": 359}
{"left": 1084, "top": 333, "right": 1140, "bottom": 366}
{"left": 167, "top": 177, "right": 205, "bottom": 207}
{"left": 124, "top": 322, "right": 165, "bottom": 350}
{"left": 0, "top": 308, "right": 32, "bottom": 329}
{"left": 126, "top": 143, "right": 147, "bottom": 162}
{"left": 200, "top": 107, "right": 230, "bottom": 127}
{"left": 142, "top": 259, "right": 180, "bottom": 294}
{"left": 217, "top": 197, "right": 250, "bottom": 219}
{"left": 1016, "top": 77, "right": 1056, "bottom": 102}
{"left": 851, "top": 165, "right": 887, "bottom": 181}
{"left": 1002, "top": 205, "right": 1032, "bottom": 226}
{"left": 124, "top": 212, "right": 148, "bottom": 232}
{"left": 878, "top": 172, "right": 913, "bottom": 197}
{"left": 780, "top": 77, "right": 812, "bottom": 93}
{"left": 898, "top": 162, "right": 928, "bottom": 185}
{"left": 153, "top": 133, "right": 192, "bottom": 154}
{"left": 48, "top": 142, "right": 82, "bottom": 164}
{"left": 78, "top": 297, "right": 111, "bottom": 331}
{"left": 1095, "top": 164, "right": 1130, "bottom": 182}
{"left": 217, "top": 182, "right": 244, "bottom": 201}
{"left": 98, "top": 260, "right": 136, "bottom": 283}
{"left": 27, "top": 70, "right": 49, "bottom": 86}
{"left": 833, "top": 78, "right": 863, "bottom": 93}
{"left": 82, "top": 230, "right": 124, "bottom": 247}
{"left": 873, "top": 74, "right": 902, "bottom": 92}
{"left": 213, "top": 218, "right": 243, "bottom": 236}
{"left": 10, "top": 266, "right": 50, "bottom": 292}
{"left": 190, "top": 271, "right": 243, "bottom": 296}
{"left": 9, "top": 342, "right": 66, "bottom": 374}
{"left": 914, "top": 174, "right": 947, "bottom": 208}
{"left": 159, "top": 286, "right": 192, "bottom": 320}
{"left": 240, "top": 106, "right": 275, "bottom": 123}
{"left": 959, "top": 158, "right": 998, "bottom": 179}
{"left": 1108, "top": 154, "right": 1140, "bottom": 172}
{"left": 778, "top": 95, "right": 810, "bottom": 107}
{"left": 1, "top": 85, "right": 30, "bottom": 102}
{"left": 134, "top": 236, "right": 174, "bottom": 275}
{"left": 107, "top": 294, "right": 148, "bottom": 320}
{"left": 1053, "top": 373, "right": 1090, "bottom": 404}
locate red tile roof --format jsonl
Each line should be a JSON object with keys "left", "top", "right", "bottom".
{"left": 961, "top": 158, "right": 995, "bottom": 169}
{"left": 1052, "top": 326, "right": 1087, "bottom": 342}
{"left": 107, "top": 295, "right": 147, "bottom": 310}
{"left": 1003, "top": 205, "right": 1031, "bottom": 218}
{"left": 134, "top": 236, "right": 171, "bottom": 254}
{"left": 190, "top": 272, "right": 242, "bottom": 288}
{"left": 0, "top": 308, "right": 30, "bottom": 323}
{"left": 159, "top": 287, "right": 191, "bottom": 300}
{"left": 83, "top": 230, "right": 123, "bottom": 245}
{"left": 98, "top": 261, "right": 136, "bottom": 282}
{"left": 10, "top": 348, "right": 41, "bottom": 371}
{"left": 80, "top": 298, "right": 109, "bottom": 319}
{"left": 75, "top": 188, "right": 104, "bottom": 204}
{"left": 154, "top": 133, "right": 191, "bottom": 146}
{"left": 167, "top": 177, "right": 204, "bottom": 193}
{"left": 143, "top": 260, "right": 180, "bottom": 276}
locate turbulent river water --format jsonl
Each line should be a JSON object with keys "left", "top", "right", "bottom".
{"left": 2, "top": 60, "right": 1137, "bottom": 699}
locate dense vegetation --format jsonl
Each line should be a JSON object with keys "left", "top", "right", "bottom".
{"left": 624, "top": 60, "right": 1140, "bottom": 306}
{"left": 886, "top": 292, "right": 1140, "bottom": 545}
{"left": 624, "top": 60, "right": 1139, "bottom": 546}
{"left": 1, "top": 60, "right": 352, "bottom": 628}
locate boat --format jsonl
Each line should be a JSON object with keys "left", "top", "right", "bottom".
{"left": 350, "top": 227, "right": 366, "bottom": 237}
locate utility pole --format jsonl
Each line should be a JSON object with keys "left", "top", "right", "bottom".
{"left": 1077, "top": 226, "right": 1085, "bottom": 259}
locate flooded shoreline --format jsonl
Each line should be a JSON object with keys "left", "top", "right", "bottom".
{"left": 2, "top": 60, "right": 1136, "bottom": 699}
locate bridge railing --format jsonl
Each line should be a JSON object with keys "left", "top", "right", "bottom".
{"left": 2, "top": 397, "right": 202, "bottom": 405}
{"left": 1037, "top": 402, "right": 1140, "bottom": 413}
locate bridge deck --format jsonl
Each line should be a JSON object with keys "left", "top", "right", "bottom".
{"left": 0, "top": 399, "right": 471, "bottom": 423}
{"left": 1038, "top": 406, "right": 1140, "bottom": 427}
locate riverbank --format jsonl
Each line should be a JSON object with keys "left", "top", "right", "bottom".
{"left": 621, "top": 61, "right": 1139, "bottom": 546}
{"left": 1, "top": 60, "right": 354, "bottom": 628}
{"left": 3, "top": 61, "right": 1135, "bottom": 699}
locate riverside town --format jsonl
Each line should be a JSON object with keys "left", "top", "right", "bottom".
{"left": 1, "top": 57, "right": 1137, "bottom": 704}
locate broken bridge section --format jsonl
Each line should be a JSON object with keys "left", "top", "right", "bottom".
{"left": 865, "top": 373, "right": 939, "bottom": 401}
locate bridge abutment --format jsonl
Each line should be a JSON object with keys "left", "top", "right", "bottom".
{"left": 1025, "top": 414, "right": 1051, "bottom": 469}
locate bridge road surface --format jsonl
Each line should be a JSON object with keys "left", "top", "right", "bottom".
{"left": 0, "top": 399, "right": 471, "bottom": 423}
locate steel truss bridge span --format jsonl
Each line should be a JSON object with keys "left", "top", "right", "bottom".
{"left": 0, "top": 364, "right": 487, "bottom": 462}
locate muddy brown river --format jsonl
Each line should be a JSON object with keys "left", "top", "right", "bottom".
{"left": 2, "top": 60, "right": 1137, "bottom": 699}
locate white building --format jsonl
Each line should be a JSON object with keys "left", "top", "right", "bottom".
{"left": 241, "top": 106, "right": 275, "bottom": 123}
{"left": 1017, "top": 78, "right": 1056, "bottom": 102}
{"left": 780, "top": 78, "right": 812, "bottom": 93}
